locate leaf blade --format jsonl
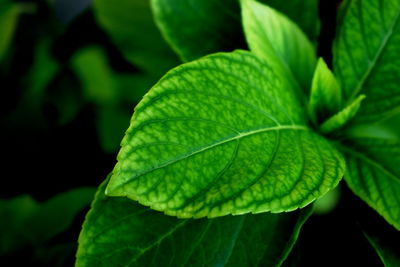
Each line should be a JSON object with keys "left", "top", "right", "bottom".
{"left": 341, "top": 137, "right": 400, "bottom": 230}
{"left": 333, "top": 0, "right": 400, "bottom": 123}
{"left": 107, "top": 50, "right": 344, "bottom": 218}
{"left": 241, "top": 0, "right": 317, "bottom": 92}
{"left": 76, "top": 180, "right": 313, "bottom": 267}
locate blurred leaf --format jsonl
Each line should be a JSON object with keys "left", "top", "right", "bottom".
{"left": 151, "top": 0, "right": 245, "bottom": 62}
{"left": 71, "top": 46, "right": 118, "bottom": 106}
{"left": 95, "top": 106, "right": 130, "bottom": 154}
{"left": 0, "top": 1, "right": 19, "bottom": 62}
{"left": 0, "top": 187, "right": 95, "bottom": 255}
{"left": 92, "top": 0, "right": 179, "bottom": 75}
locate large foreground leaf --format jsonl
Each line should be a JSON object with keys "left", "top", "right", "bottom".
{"left": 341, "top": 137, "right": 400, "bottom": 230}
{"left": 151, "top": 0, "right": 245, "bottom": 62}
{"left": 76, "top": 180, "right": 313, "bottom": 267}
{"left": 241, "top": 0, "right": 316, "bottom": 93}
{"left": 333, "top": 0, "right": 400, "bottom": 123}
{"left": 106, "top": 50, "right": 344, "bottom": 218}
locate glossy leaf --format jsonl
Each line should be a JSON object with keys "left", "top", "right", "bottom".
{"left": 76, "top": 179, "right": 313, "bottom": 267}
{"left": 319, "top": 94, "right": 365, "bottom": 134}
{"left": 341, "top": 137, "right": 400, "bottom": 230}
{"left": 106, "top": 50, "right": 344, "bottom": 218}
{"left": 151, "top": 0, "right": 245, "bottom": 62}
{"left": 309, "top": 58, "right": 342, "bottom": 124}
{"left": 241, "top": 0, "right": 317, "bottom": 92}
{"left": 333, "top": 0, "right": 400, "bottom": 123}
{"left": 92, "top": 0, "right": 179, "bottom": 74}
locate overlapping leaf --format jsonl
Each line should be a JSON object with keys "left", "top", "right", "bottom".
{"left": 333, "top": 0, "right": 400, "bottom": 123}
{"left": 76, "top": 179, "right": 313, "bottom": 267}
{"left": 341, "top": 137, "right": 400, "bottom": 230}
{"left": 241, "top": 0, "right": 317, "bottom": 93}
{"left": 92, "top": 0, "right": 179, "bottom": 74}
{"left": 151, "top": 0, "right": 245, "bottom": 62}
{"left": 106, "top": 50, "right": 344, "bottom": 218}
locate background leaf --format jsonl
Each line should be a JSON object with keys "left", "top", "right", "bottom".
{"left": 77, "top": 179, "right": 313, "bottom": 267}
{"left": 107, "top": 50, "right": 344, "bottom": 218}
{"left": 241, "top": 0, "right": 317, "bottom": 93}
{"left": 92, "top": 0, "right": 179, "bottom": 75}
{"left": 151, "top": 0, "right": 246, "bottom": 62}
{"left": 0, "top": 187, "right": 95, "bottom": 255}
{"left": 0, "top": 1, "right": 19, "bottom": 62}
{"left": 333, "top": 0, "right": 400, "bottom": 123}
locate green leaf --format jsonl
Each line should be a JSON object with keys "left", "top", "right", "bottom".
{"left": 260, "top": 0, "right": 320, "bottom": 43}
{"left": 309, "top": 58, "right": 342, "bottom": 124}
{"left": 319, "top": 94, "right": 366, "bottom": 134}
{"left": 333, "top": 0, "right": 400, "bottom": 123}
{"left": 151, "top": 0, "right": 245, "bottom": 62}
{"left": 364, "top": 232, "right": 400, "bottom": 267}
{"left": 92, "top": 0, "right": 179, "bottom": 74}
{"left": 106, "top": 50, "right": 344, "bottom": 218}
{"left": 0, "top": 1, "right": 19, "bottom": 61}
{"left": 0, "top": 188, "right": 95, "bottom": 254}
{"left": 76, "top": 179, "right": 313, "bottom": 267}
{"left": 340, "top": 137, "right": 400, "bottom": 230}
{"left": 241, "top": 0, "right": 317, "bottom": 92}
{"left": 309, "top": 58, "right": 342, "bottom": 123}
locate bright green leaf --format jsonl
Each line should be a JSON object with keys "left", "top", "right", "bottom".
{"left": 340, "top": 137, "right": 400, "bottom": 230}
{"left": 319, "top": 94, "right": 366, "bottom": 134}
{"left": 106, "top": 50, "right": 344, "bottom": 218}
{"left": 76, "top": 179, "right": 313, "bottom": 267}
{"left": 333, "top": 0, "right": 400, "bottom": 123}
{"left": 241, "top": 0, "right": 317, "bottom": 92}
{"left": 151, "top": 0, "right": 245, "bottom": 62}
{"left": 309, "top": 58, "right": 342, "bottom": 124}
{"left": 92, "top": 0, "right": 179, "bottom": 74}
{"left": 260, "top": 0, "right": 320, "bottom": 43}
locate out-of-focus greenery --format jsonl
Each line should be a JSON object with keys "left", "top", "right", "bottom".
{"left": 1, "top": 0, "right": 177, "bottom": 264}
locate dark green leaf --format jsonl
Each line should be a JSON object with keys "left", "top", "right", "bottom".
{"left": 364, "top": 232, "right": 400, "bottom": 267}
{"left": 333, "top": 0, "right": 400, "bottom": 123}
{"left": 92, "top": 0, "right": 179, "bottom": 74}
{"left": 106, "top": 50, "right": 344, "bottom": 218}
{"left": 0, "top": 188, "right": 95, "bottom": 254}
{"left": 260, "top": 0, "right": 320, "bottom": 43}
{"left": 151, "top": 0, "right": 245, "bottom": 62}
{"left": 76, "top": 179, "right": 313, "bottom": 267}
{"left": 241, "top": 0, "right": 317, "bottom": 93}
{"left": 0, "top": 1, "right": 19, "bottom": 61}
{"left": 340, "top": 137, "right": 400, "bottom": 230}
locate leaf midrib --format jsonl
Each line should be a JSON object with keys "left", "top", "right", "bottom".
{"left": 113, "top": 125, "right": 309, "bottom": 189}
{"left": 346, "top": 5, "right": 400, "bottom": 103}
